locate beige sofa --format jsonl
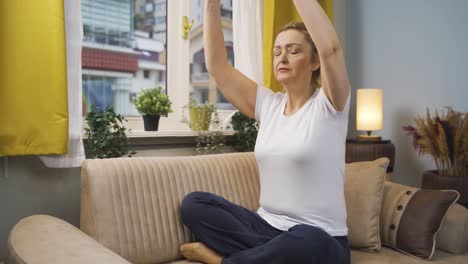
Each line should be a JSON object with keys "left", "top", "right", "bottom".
{"left": 8, "top": 153, "right": 468, "bottom": 263}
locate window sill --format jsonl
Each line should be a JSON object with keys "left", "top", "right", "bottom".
{"left": 126, "top": 130, "right": 236, "bottom": 147}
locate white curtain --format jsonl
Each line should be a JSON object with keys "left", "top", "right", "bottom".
{"left": 223, "top": 0, "right": 264, "bottom": 128}
{"left": 40, "top": 0, "right": 85, "bottom": 168}
{"left": 232, "top": 0, "right": 264, "bottom": 84}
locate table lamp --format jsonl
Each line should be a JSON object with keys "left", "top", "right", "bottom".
{"left": 356, "top": 88, "right": 383, "bottom": 141}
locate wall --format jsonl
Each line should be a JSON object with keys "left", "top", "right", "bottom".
{"left": 0, "top": 156, "right": 80, "bottom": 261}
{"left": 345, "top": 0, "right": 468, "bottom": 186}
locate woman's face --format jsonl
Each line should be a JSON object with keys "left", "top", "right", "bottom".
{"left": 273, "top": 30, "right": 319, "bottom": 85}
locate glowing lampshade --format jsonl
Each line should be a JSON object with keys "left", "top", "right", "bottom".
{"left": 356, "top": 89, "right": 383, "bottom": 140}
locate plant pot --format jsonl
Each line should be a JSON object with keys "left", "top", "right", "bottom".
{"left": 422, "top": 170, "right": 468, "bottom": 209}
{"left": 189, "top": 107, "right": 211, "bottom": 131}
{"left": 143, "top": 115, "right": 160, "bottom": 131}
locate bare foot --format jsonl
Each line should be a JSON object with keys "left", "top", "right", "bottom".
{"left": 180, "top": 242, "right": 222, "bottom": 264}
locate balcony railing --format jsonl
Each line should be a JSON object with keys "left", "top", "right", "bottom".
{"left": 83, "top": 28, "right": 133, "bottom": 48}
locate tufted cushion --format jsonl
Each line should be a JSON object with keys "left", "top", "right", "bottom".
{"left": 380, "top": 182, "right": 459, "bottom": 260}
{"left": 344, "top": 158, "right": 389, "bottom": 252}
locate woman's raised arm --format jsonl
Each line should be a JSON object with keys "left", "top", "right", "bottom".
{"left": 204, "top": 0, "right": 257, "bottom": 118}
{"left": 293, "top": 0, "right": 350, "bottom": 111}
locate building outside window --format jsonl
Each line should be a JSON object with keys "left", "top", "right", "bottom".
{"left": 81, "top": 0, "right": 167, "bottom": 117}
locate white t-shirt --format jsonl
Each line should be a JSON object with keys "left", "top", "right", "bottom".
{"left": 254, "top": 85, "right": 350, "bottom": 236}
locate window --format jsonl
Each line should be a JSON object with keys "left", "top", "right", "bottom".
{"left": 189, "top": 0, "right": 235, "bottom": 110}
{"left": 155, "top": 2, "right": 166, "bottom": 12}
{"left": 143, "top": 70, "right": 150, "bottom": 79}
{"left": 81, "top": 0, "right": 236, "bottom": 132}
{"left": 81, "top": 0, "right": 167, "bottom": 118}
{"left": 145, "top": 2, "right": 154, "bottom": 12}
{"left": 158, "top": 71, "right": 164, "bottom": 82}
{"left": 82, "top": 74, "right": 134, "bottom": 115}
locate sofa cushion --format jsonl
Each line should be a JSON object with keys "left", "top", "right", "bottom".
{"left": 380, "top": 182, "right": 459, "bottom": 260}
{"left": 436, "top": 203, "right": 468, "bottom": 254}
{"left": 344, "top": 158, "right": 389, "bottom": 252}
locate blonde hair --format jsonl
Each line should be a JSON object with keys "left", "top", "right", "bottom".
{"left": 277, "top": 21, "right": 321, "bottom": 89}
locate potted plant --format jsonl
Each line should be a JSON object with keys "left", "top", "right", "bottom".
{"left": 183, "top": 98, "right": 215, "bottom": 131}
{"left": 181, "top": 99, "right": 225, "bottom": 155}
{"left": 84, "top": 106, "right": 135, "bottom": 159}
{"left": 132, "top": 87, "right": 173, "bottom": 131}
{"left": 403, "top": 107, "right": 468, "bottom": 207}
{"left": 230, "top": 111, "right": 259, "bottom": 152}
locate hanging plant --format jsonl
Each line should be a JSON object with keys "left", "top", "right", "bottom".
{"left": 181, "top": 99, "right": 225, "bottom": 155}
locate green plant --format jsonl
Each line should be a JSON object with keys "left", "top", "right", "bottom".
{"left": 231, "top": 111, "right": 259, "bottom": 152}
{"left": 181, "top": 98, "right": 215, "bottom": 131}
{"left": 195, "top": 129, "right": 225, "bottom": 155}
{"left": 403, "top": 107, "right": 468, "bottom": 177}
{"left": 181, "top": 99, "right": 225, "bottom": 155}
{"left": 84, "top": 106, "right": 135, "bottom": 159}
{"left": 132, "top": 87, "right": 173, "bottom": 115}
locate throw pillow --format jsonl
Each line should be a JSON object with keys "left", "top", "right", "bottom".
{"left": 345, "top": 157, "right": 389, "bottom": 252}
{"left": 436, "top": 203, "right": 468, "bottom": 254}
{"left": 380, "top": 181, "right": 459, "bottom": 260}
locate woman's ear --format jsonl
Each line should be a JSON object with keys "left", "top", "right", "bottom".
{"left": 312, "top": 60, "right": 320, "bottom": 71}
{"left": 312, "top": 64, "right": 320, "bottom": 72}
{"left": 311, "top": 54, "right": 320, "bottom": 71}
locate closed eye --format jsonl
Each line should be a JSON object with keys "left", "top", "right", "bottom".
{"left": 289, "top": 48, "right": 300, "bottom": 54}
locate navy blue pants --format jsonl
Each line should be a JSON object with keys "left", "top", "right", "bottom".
{"left": 181, "top": 191, "right": 350, "bottom": 264}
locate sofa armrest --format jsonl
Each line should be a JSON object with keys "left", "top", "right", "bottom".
{"left": 436, "top": 203, "right": 468, "bottom": 254}
{"left": 8, "top": 215, "right": 131, "bottom": 264}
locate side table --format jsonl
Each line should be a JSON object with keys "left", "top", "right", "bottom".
{"left": 346, "top": 139, "right": 396, "bottom": 174}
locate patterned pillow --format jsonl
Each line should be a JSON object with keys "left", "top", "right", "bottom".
{"left": 380, "top": 181, "right": 459, "bottom": 260}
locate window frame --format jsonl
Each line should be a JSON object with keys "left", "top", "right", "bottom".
{"left": 82, "top": 0, "right": 237, "bottom": 135}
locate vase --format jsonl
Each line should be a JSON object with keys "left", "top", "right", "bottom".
{"left": 143, "top": 115, "right": 160, "bottom": 131}
{"left": 189, "top": 107, "right": 211, "bottom": 131}
{"left": 422, "top": 170, "right": 468, "bottom": 209}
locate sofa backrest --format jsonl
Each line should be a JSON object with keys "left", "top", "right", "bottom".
{"left": 80, "top": 152, "right": 260, "bottom": 263}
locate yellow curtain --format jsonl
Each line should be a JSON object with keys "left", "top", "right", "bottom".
{"left": 263, "top": 0, "right": 334, "bottom": 92}
{"left": 0, "top": 0, "right": 68, "bottom": 156}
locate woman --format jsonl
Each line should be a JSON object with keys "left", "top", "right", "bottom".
{"left": 180, "top": 0, "right": 350, "bottom": 263}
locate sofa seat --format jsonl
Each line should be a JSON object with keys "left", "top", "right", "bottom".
{"left": 164, "top": 249, "right": 468, "bottom": 264}
{"left": 351, "top": 247, "right": 468, "bottom": 264}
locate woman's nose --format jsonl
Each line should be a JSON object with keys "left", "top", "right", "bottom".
{"left": 279, "top": 53, "right": 288, "bottom": 64}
